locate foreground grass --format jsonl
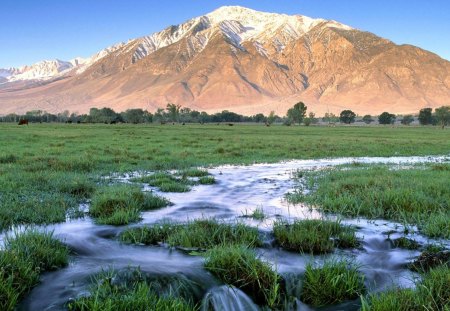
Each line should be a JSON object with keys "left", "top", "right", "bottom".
{"left": 301, "top": 259, "right": 366, "bottom": 306}
{"left": 90, "top": 185, "right": 170, "bottom": 225}
{"left": 0, "top": 230, "right": 69, "bottom": 311}
{"left": 0, "top": 124, "right": 448, "bottom": 230}
{"left": 204, "top": 245, "right": 281, "bottom": 308}
{"left": 290, "top": 164, "right": 450, "bottom": 238}
{"left": 362, "top": 265, "right": 450, "bottom": 310}
{"left": 120, "top": 219, "right": 261, "bottom": 249}
{"left": 273, "top": 219, "right": 359, "bottom": 254}
{"left": 67, "top": 268, "right": 195, "bottom": 311}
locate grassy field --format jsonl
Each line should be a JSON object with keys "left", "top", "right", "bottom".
{"left": 0, "top": 123, "right": 449, "bottom": 310}
{"left": 0, "top": 123, "right": 448, "bottom": 230}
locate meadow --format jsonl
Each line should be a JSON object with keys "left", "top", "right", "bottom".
{"left": 0, "top": 123, "right": 449, "bottom": 310}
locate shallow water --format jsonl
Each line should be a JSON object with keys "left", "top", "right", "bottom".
{"left": 5, "top": 156, "right": 449, "bottom": 310}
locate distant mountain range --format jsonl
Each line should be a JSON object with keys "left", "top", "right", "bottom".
{"left": 1, "top": 6, "right": 449, "bottom": 115}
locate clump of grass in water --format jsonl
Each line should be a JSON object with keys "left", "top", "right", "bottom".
{"left": 290, "top": 164, "right": 450, "bottom": 239}
{"left": 409, "top": 245, "right": 449, "bottom": 272}
{"left": 120, "top": 219, "right": 261, "bottom": 249}
{"left": 273, "top": 219, "right": 359, "bottom": 254}
{"left": 90, "top": 184, "right": 170, "bottom": 225}
{"left": 67, "top": 268, "right": 195, "bottom": 311}
{"left": 251, "top": 208, "right": 265, "bottom": 220}
{"left": 0, "top": 230, "right": 69, "bottom": 311}
{"left": 204, "top": 245, "right": 281, "bottom": 308}
{"left": 362, "top": 265, "right": 450, "bottom": 310}
{"left": 391, "top": 237, "right": 421, "bottom": 250}
{"left": 179, "top": 168, "right": 209, "bottom": 178}
{"left": 301, "top": 259, "right": 366, "bottom": 306}
{"left": 198, "top": 175, "right": 216, "bottom": 185}
{"left": 134, "top": 172, "right": 192, "bottom": 192}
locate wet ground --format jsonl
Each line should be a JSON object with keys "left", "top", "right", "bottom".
{"left": 2, "top": 156, "right": 448, "bottom": 310}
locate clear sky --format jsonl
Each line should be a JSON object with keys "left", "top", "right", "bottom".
{"left": 1, "top": 0, "right": 449, "bottom": 68}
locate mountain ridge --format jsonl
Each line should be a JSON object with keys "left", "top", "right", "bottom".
{"left": 1, "top": 6, "right": 449, "bottom": 115}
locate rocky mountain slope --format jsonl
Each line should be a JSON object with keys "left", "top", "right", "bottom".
{"left": 1, "top": 6, "right": 449, "bottom": 115}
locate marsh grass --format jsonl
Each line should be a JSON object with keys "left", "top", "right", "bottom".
{"left": 251, "top": 208, "right": 266, "bottom": 220}
{"left": 198, "top": 176, "right": 216, "bottom": 185}
{"left": 134, "top": 172, "right": 192, "bottom": 192}
{"left": 120, "top": 219, "right": 261, "bottom": 249}
{"left": 204, "top": 245, "right": 281, "bottom": 308}
{"left": 0, "top": 230, "right": 69, "bottom": 311}
{"left": 67, "top": 268, "right": 195, "bottom": 311}
{"left": 90, "top": 185, "right": 170, "bottom": 225}
{"left": 1, "top": 124, "right": 449, "bottom": 231}
{"left": 362, "top": 265, "right": 450, "bottom": 310}
{"left": 179, "top": 168, "right": 209, "bottom": 178}
{"left": 301, "top": 259, "right": 366, "bottom": 306}
{"left": 409, "top": 247, "right": 449, "bottom": 272}
{"left": 290, "top": 164, "right": 450, "bottom": 238}
{"left": 392, "top": 237, "right": 421, "bottom": 250}
{"left": 273, "top": 219, "right": 359, "bottom": 254}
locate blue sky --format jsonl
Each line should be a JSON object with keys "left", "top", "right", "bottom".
{"left": 1, "top": 0, "right": 449, "bottom": 68}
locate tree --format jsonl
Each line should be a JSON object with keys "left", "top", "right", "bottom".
{"left": 154, "top": 108, "right": 167, "bottom": 123}
{"left": 322, "top": 112, "right": 338, "bottom": 124}
{"left": 400, "top": 115, "right": 414, "bottom": 125}
{"left": 435, "top": 106, "right": 450, "bottom": 129}
{"left": 267, "top": 111, "right": 276, "bottom": 126}
{"left": 362, "top": 115, "right": 374, "bottom": 124}
{"left": 378, "top": 112, "right": 396, "bottom": 125}
{"left": 166, "top": 103, "right": 181, "bottom": 123}
{"left": 339, "top": 110, "right": 356, "bottom": 124}
{"left": 418, "top": 108, "right": 433, "bottom": 125}
{"left": 286, "top": 102, "right": 307, "bottom": 124}
{"left": 122, "top": 109, "right": 150, "bottom": 124}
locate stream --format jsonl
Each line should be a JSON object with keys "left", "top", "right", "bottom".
{"left": 3, "top": 156, "right": 448, "bottom": 310}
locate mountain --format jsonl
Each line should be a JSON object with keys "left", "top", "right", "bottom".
{"left": 1, "top": 6, "right": 449, "bottom": 115}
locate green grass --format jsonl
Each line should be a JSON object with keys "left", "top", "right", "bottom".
{"left": 204, "top": 245, "right": 281, "bottom": 308}
{"left": 0, "top": 124, "right": 448, "bottom": 230}
{"left": 67, "top": 268, "right": 195, "bottom": 311}
{"left": 273, "top": 219, "right": 359, "bottom": 254}
{"left": 133, "top": 172, "right": 193, "bottom": 192}
{"left": 362, "top": 265, "right": 450, "bottom": 310}
{"left": 410, "top": 247, "right": 449, "bottom": 272}
{"left": 301, "top": 259, "right": 366, "bottom": 306}
{"left": 0, "top": 230, "right": 69, "bottom": 311}
{"left": 90, "top": 184, "right": 170, "bottom": 225}
{"left": 120, "top": 219, "right": 261, "bottom": 249}
{"left": 179, "top": 168, "right": 210, "bottom": 178}
{"left": 392, "top": 237, "right": 421, "bottom": 250}
{"left": 290, "top": 164, "right": 450, "bottom": 238}
{"left": 198, "top": 176, "right": 216, "bottom": 185}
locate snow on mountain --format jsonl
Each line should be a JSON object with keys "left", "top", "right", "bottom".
{"left": 130, "top": 5, "right": 354, "bottom": 60}
{"left": 1, "top": 6, "right": 354, "bottom": 82}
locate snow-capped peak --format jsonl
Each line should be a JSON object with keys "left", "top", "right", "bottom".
{"left": 1, "top": 6, "right": 354, "bottom": 83}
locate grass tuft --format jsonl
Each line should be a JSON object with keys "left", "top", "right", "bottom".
{"left": 301, "top": 259, "right": 366, "bottom": 306}
{"left": 0, "top": 230, "right": 69, "bottom": 311}
{"left": 67, "top": 268, "right": 195, "bottom": 311}
{"left": 198, "top": 176, "right": 216, "bottom": 185}
{"left": 120, "top": 219, "right": 261, "bottom": 249}
{"left": 392, "top": 237, "right": 421, "bottom": 250}
{"left": 273, "top": 219, "right": 359, "bottom": 254}
{"left": 90, "top": 184, "right": 170, "bottom": 225}
{"left": 362, "top": 265, "right": 450, "bottom": 311}
{"left": 204, "top": 245, "right": 281, "bottom": 308}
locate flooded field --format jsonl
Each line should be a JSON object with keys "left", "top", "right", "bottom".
{"left": 2, "top": 156, "right": 448, "bottom": 310}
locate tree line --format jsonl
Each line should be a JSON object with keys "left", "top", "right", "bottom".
{"left": 1, "top": 103, "right": 449, "bottom": 128}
